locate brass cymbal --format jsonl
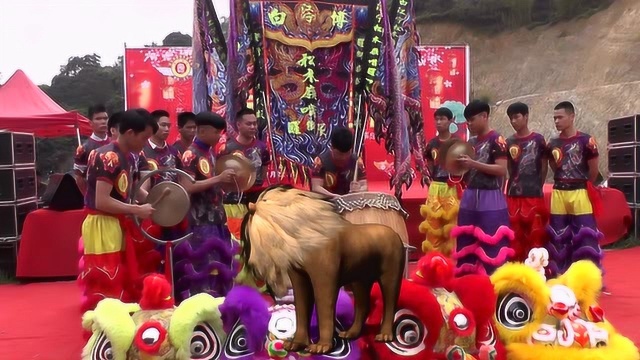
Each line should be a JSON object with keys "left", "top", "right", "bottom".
{"left": 146, "top": 181, "right": 190, "bottom": 227}
{"left": 215, "top": 152, "right": 257, "bottom": 192}
{"left": 441, "top": 138, "right": 475, "bottom": 177}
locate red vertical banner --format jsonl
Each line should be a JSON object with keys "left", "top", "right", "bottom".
{"left": 363, "top": 45, "right": 470, "bottom": 183}
{"left": 417, "top": 45, "right": 470, "bottom": 141}
{"left": 124, "top": 47, "right": 193, "bottom": 144}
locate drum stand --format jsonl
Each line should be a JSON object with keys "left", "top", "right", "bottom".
{"left": 404, "top": 244, "right": 417, "bottom": 279}
{"left": 131, "top": 168, "right": 195, "bottom": 301}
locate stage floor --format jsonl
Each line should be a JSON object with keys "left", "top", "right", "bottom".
{"left": 0, "top": 247, "right": 639, "bottom": 359}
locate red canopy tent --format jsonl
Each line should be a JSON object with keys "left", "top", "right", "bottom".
{"left": 0, "top": 70, "right": 92, "bottom": 137}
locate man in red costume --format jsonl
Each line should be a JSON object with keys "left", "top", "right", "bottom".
{"left": 311, "top": 127, "right": 367, "bottom": 198}
{"left": 505, "top": 102, "right": 549, "bottom": 261}
{"left": 219, "top": 108, "right": 271, "bottom": 237}
{"left": 171, "top": 111, "right": 197, "bottom": 156}
{"left": 79, "top": 110, "right": 157, "bottom": 312}
{"left": 74, "top": 104, "right": 111, "bottom": 194}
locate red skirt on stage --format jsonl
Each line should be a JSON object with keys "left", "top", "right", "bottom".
{"left": 507, "top": 196, "right": 549, "bottom": 262}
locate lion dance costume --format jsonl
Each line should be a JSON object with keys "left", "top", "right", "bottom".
{"left": 218, "top": 139, "right": 270, "bottom": 291}
{"left": 546, "top": 133, "right": 603, "bottom": 277}
{"left": 81, "top": 275, "right": 270, "bottom": 360}
{"left": 452, "top": 131, "right": 515, "bottom": 276}
{"left": 505, "top": 132, "right": 549, "bottom": 261}
{"left": 176, "top": 139, "right": 238, "bottom": 303}
{"left": 78, "top": 143, "right": 162, "bottom": 312}
{"left": 360, "top": 252, "right": 506, "bottom": 360}
{"left": 420, "top": 137, "right": 463, "bottom": 257}
{"left": 490, "top": 260, "right": 638, "bottom": 360}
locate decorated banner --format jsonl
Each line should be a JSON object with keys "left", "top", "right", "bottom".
{"left": 124, "top": 47, "right": 193, "bottom": 143}
{"left": 417, "top": 45, "right": 470, "bottom": 140}
{"left": 192, "top": 0, "right": 229, "bottom": 119}
{"left": 383, "top": 0, "right": 429, "bottom": 196}
{"left": 364, "top": 44, "right": 470, "bottom": 184}
{"left": 228, "top": 0, "right": 376, "bottom": 186}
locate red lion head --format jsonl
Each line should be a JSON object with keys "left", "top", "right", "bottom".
{"left": 360, "top": 252, "right": 505, "bottom": 360}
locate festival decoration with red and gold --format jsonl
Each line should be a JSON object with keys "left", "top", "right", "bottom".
{"left": 417, "top": 45, "right": 470, "bottom": 141}
{"left": 364, "top": 44, "right": 470, "bottom": 184}
{"left": 124, "top": 47, "right": 193, "bottom": 143}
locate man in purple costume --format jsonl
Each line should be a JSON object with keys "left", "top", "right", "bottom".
{"left": 176, "top": 111, "right": 237, "bottom": 302}
{"left": 546, "top": 101, "right": 603, "bottom": 278}
{"left": 452, "top": 100, "right": 515, "bottom": 276}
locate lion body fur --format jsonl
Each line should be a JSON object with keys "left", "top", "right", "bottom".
{"left": 246, "top": 188, "right": 348, "bottom": 296}
{"left": 243, "top": 186, "right": 406, "bottom": 353}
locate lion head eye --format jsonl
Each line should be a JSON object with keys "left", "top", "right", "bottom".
{"left": 224, "top": 321, "right": 253, "bottom": 358}
{"left": 385, "top": 309, "right": 427, "bottom": 356}
{"left": 190, "top": 323, "right": 221, "bottom": 360}
{"left": 497, "top": 293, "right": 533, "bottom": 329}
{"left": 90, "top": 332, "right": 114, "bottom": 360}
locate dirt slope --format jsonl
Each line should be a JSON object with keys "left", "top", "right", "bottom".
{"left": 417, "top": 0, "right": 640, "bottom": 174}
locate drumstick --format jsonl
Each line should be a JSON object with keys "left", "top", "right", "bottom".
{"left": 353, "top": 94, "right": 364, "bottom": 183}
{"left": 150, "top": 188, "right": 171, "bottom": 207}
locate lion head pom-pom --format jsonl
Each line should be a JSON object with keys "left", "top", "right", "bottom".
{"left": 139, "top": 274, "right": 174, "bottom": 310}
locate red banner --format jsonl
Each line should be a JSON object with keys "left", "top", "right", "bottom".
{"left": 363, "top": 45, "right": 470, "bottom": 183}
{"left": 124, "top": 47, "right": 193, "bottom": 143}
{"left": 417, "top": 45, "right": 470, "bottom": 141}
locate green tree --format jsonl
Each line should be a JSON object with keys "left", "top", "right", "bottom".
{"left": 162, "top": 32, "right": 192, "bottom": 46}
{"left": 37, "top": 54, "right": 125, "bottom": 175}
{"left": 35, "top": 31, "right": 193, "bottom": 176}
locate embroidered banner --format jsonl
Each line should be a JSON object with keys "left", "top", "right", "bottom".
{"left": 229, "top": 0, "right": 374, "bottom": 185}
{"left": 192, "top": 0, "right": 229, "bottom": 118}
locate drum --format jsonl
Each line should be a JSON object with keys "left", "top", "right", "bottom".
{"left": 334, "top": 192, "right": 410, "bottom": 245}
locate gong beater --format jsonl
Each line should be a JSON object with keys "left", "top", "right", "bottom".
{"left": 131, "top": 168, "right": 195, "bottom": 299}
{"left": 214, "top": 152, "right": 257, "bottom": 194}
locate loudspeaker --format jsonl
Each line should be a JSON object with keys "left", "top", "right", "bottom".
{"left": 0, "top": 199, "right": 37, "bottom": 238}
{"left": 607, "top": 145, "right": 640, "bottom": 174}
{"left": 0, "top": 168, "right": 37, "bottom": 202}
{"left": 0, "top": 132, "right": 36, "bottom": 167}
{"left": 608, "top": 176, "right": 640, "bottom": 204}
{"left": 41, "top": 173, "right": 84, "bottom": 211}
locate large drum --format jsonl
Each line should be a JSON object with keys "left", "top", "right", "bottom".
{"left": 334, "top": 192, "right": 410, "bottom": 245}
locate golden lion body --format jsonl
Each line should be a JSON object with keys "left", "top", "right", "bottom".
{"left": 243, "top": 187, "right": 406, "bottom": 354}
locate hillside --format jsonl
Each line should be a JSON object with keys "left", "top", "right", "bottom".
{"left": 417, "top": 0, "right": 640, "bottom": 175}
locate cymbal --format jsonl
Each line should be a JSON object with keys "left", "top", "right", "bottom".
{"left": 441, "top": 138, "right": 475, "bottom": 177}
{"left": 215, "top": 152, "right": 257, "bottom": 192}
{"left": 146, "top": 181, "right": 190, "bottom": 227}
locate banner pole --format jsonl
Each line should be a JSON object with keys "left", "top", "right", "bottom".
{"left": 353, "top": 93, "right": 364, "bottom": 182}
{"left": 261, "top": 91, "right": 280, "bottom": 182}
{"left": 123, "top": 42, "right": 128, "bottom": 110}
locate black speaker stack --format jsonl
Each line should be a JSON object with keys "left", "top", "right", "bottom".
{"left": 0, "top": 132, "right": 37, "bottom": 276}
{"left": 607, "top": 115, "right": 640, "bottom": 237}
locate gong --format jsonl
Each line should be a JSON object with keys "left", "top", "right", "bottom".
{"left": 441, "top": 138, "right": 475, "bottom": 177}
{"left": 215, "top": 152, "right": 257, "bottom": 193}
{"left": 131, "top": 168, "right": 195, "bottom": 245}
{"left": 146, "top": 181, "right": 190, "bottom": 227}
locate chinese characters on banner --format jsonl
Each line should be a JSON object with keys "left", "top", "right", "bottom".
{"left": 363, "top": 45, "right": 470, "bottom": 183}
{"left": 124, "top": 47, "right": 193, "bottom": 144}
{"left": 417, "top": 45, "right": 470, "bottom": 141}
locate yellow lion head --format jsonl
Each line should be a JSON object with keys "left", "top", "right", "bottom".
{"left": 490, "top": 261, "right": 639, "bottom": 360}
